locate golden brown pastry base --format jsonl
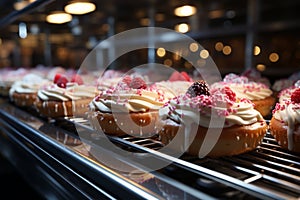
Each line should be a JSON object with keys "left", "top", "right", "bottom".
{"left": 269, "top": 117, "right": 300, "bottom": 153}
{"left": 88, "top": 110, "right": 160, "bottom": 137}
{"left": 10, "top": 92, "right": 37, "bottom": 107}
{"left": 35, "top": 98, "right": 92, "bottom": 118}
{"left": 252, "top": 96, "right": 276, "bottom": 118}
{"left": 158, "top": 119, "right": 268, "bottom": 158}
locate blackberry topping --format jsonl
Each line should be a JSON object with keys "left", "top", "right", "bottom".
{"left": 186, "top": 80, "right": 210, "bottom": 97}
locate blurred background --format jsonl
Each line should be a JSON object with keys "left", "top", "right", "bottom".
{"left": 0, "top": 0, "right": 300, "bottom": 83}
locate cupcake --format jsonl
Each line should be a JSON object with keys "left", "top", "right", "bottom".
{"left": 211, "top": 73, "right": 275, "bottom": 118}
{"left": 272, "top": 78, "right": 294, "bottom": 98}
{"left": 158, "top": 81, "right": 268, "bottom": 158}
{"left": 277, "top": 80, "right": 300, "bottom": 103}
{"left": 0, "top": 68, "right": 29, "bottom": 97}
{"left": 88, "top": 75, "right": 174, "bottom": 137}
{"left": 9, "top": 73, "right": 50, "bottom": 108}
{"left": 35, "top": 73, "right": 97, "bottom": 118}
{"left": 269, "top": 88, "right": 300, "bottom": 153}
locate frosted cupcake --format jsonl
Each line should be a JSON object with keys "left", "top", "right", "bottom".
{"left": 211, "top": 73, "right": 275, "bottom": 117}
{"left": 35, "top": 73, "right": 97, "bottom": 118}
{"left": 158, "top": 81, "right": 267, "bottom": 158}
{"left": 88, "top": 75, "right": 174, "bottom": 137}
{"left": 270, "top": 88, "right": 300, "bottom": 153}
{"left": 9, "top": 73, "right": 50, "bottom": 108}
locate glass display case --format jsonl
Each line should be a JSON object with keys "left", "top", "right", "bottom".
{"left": 0, "top": 0, "right": 300, "bottom": 199}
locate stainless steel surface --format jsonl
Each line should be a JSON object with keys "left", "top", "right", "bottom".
{"left": 0, "top": 98, "right": 299, "bottom": 199}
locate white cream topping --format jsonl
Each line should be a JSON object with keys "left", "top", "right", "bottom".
{"left": 9, "top": 74, "right": 50, "bottom": 97}
{"left": 154, "top": 80, "right": 193, "bottom": 96}
{"left": 278, "top": 86, "right": 296, "bottom": 103}
{"left": 91, "top": 87, "right": 172, "bottom": 113}
{"left": 211, "top": 82, "right": 272, "bottom": 100}
{"left": 159, "top": 94, "right": 264, "bottom": 128}
{"left": 273, "top": 101, "right": 300, "bottom": 150}
{"left": 37, "top": 83, "right": 97, "bottom": 101}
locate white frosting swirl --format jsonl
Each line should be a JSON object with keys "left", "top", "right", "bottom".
{"left": 159, "top": 94, "right": 264, "bottom": 128}
{"left": 211, "top": 82, "right": 272, "bottom": 101}
{"left": 154, "top": 81, "right": 193, "bottom": 96}
{"left": 37, "top": 83, "right": 97, "bottom": 101}
{"left": 278, "top": 86, "right": 296, "bottom": 103}
{"left": 90, "top": 87, "right": 173, "bottom": 113}
{"left": 9, "top": 74, "right": 50, "bottom": 97}
{"left": 273, "top": 101, "right": 300, "bottom": 150}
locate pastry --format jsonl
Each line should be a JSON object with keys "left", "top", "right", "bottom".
{"left": 35, "top": 73, "right": 97, "bottom": 118}
{"left": 88, "top": 75, "right": 174, "bottom": 137}
{"left": 277, "top": 80, "right": 300, "bottom": 103}
{"left": 269, "top": 88, "right": 300, "bottom": 153}
{"left": 9, "top": 73, "right": 50, "bottom": 108}
{"left": 211, "top": 73, "right": 275, "bottom": 117}
{"left": 0, "top": 68, "right": 29, "bottom": 97}
{"left": 158, "top": 81, "right": 268, "bottom": 158}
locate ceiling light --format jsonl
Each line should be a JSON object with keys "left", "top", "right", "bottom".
{"left": 64, "top": 1, "right": 96, "bottom": 15}
{"left": 46, "top": 12, "right": 72, "bottom": 24}
{"left": 174, "top": 5, "right": 197, "bottom": 17}
{"left": 175, "top": 23, "right": 190, "bottom": 33}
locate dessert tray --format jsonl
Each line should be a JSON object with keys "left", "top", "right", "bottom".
{"left": 0, "top": 99, "right": 299, "bottom": 199}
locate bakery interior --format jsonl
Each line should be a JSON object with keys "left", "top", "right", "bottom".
{"left": 0, "top": 0, "right": 300, "bottom": 199}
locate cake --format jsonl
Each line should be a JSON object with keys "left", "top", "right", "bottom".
{"left": 158, "top": 81, "right": 268, "bottom": 158}
{"left": 0, "top": 68, "right": 29, "bottom": 97}
{"left": 269, "top": 88, "right": 300, "bottom": 153}
{"left": 211, "top": 73, "right": 275, "bottom": 118}
{"left": 277, "top": 80, "right": 300, "bottom": 103}
{"left": 88, "top": 75, "right": 174, "bottom": 137}
{"left": 9, "top": 73, "right": 50, "bottom": 108}
{"left": 34, "top": 73, "right": 97, "bottom": 118}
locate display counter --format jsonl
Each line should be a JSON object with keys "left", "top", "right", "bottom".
{"left": 0, "top": 98, "right": 299, "bottom": 200}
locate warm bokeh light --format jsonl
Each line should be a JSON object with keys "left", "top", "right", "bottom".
{"left": 46, "top": 12, "right": 72, "bottom": 24}
{"left": 155, "top": 13, "right": 165, "bottom": 22}
{"left": 269, "top": 52, "right": 279, "bottom": 62}
{"left": 164, "top": 59, "right": 173, "bottom": 67}
{"left": 64, "top": 1, "right": 96, "bottom": 15}
{"left": 189, "top": 42, "right": 198, "bottom": 52}
{"left": 215, "top": 42, "right": 223, "bottom": 51}
{"left": 222, "top": 45, "right": 232, "bottom": 55}
{"left": 174, "top": 5, "right": 197, "bottom": 17}
{"left": 157, "top": 47, "right": 166, "bottom": 57}
{"left": 140, "top": 18, "right": 150, "bottom": 26}
{"left": 199, "top": 49, "right": 209, "bottom": 59}
{"left": 256, "top": 64, "right": 266, "bottom": 71}
{"left": 175, "top": 23, "right": 190, "bottom": 33}
{"left": 254, "top": 46, "right": 261, "bottom": 56}
{"left": 173, "top": 52, "right": 181, "bottom": 60}
{"left": 184, "top": 61, "right": 192, "bottom": 68}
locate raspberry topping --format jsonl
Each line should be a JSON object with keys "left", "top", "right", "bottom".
{"left": 121, "top": 75, "right": 132, "bottom": 86}
{"left": 169, "top": 71, "right": 192, "bottom": 82}
{"left": 71, "top": 74, "right": 84, "bottom": 85}
{"left": 180, "top": 71, "right": 192, "bottom": 81}
{"left": 54, "top": 73, "right": 68, "bottom": 88}
{"left": 291, "top": 88, "right": 300, "bottom": 103}
{"left": 186, "top": 80, "right": 210, "bottom": 97}
{"left": 130, "top": 77, "right": 147, "bottom": 89}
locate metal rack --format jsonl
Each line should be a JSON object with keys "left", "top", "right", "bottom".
{"left": 0, "top": 100, "right": 299, "bottom": 199}
{"left": 64, "top": 116, "right": 300, "bottom": 200}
